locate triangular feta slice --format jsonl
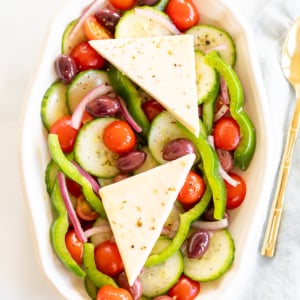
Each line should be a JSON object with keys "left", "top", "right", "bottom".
{"left": 89, "top": 35, "right": 199, "bottom": 136}
{"left": 99, "top": 153, "right": 196, "bottom": 285}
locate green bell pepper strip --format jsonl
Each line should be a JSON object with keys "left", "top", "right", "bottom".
{"left": 83, "top": 242, "right": 118, "bottom": 288}
{"left": 177, "top": 121, "right": 226, "bottom": 220}
{"left": 145, "top": 183, "right": 212, "bottom": 267}
{"left": 50, "top": 180, "right": 86, "bottom": 278}
{"left": 84, "top": 275, "right": 98, "bottom": 300}
{"left": 107, "top": 66, "right": 150, "bottom": 137}
{"left": 204, "top": 51, "right": 256, "bottom": 170}
{"left": 48, "top": 134, "right": 106, "bottom": 217}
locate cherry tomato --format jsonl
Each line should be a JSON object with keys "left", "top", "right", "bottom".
{"left": 177, "top": 171, "right": 206, "bottom": 205}
{"left": 94, "top": 240, "right": 124, "bottom": 276}
{"left": 142, "top": 99, "right": 165, "bottom": 122}
{"left": 225, "top": 173, "right": 247, "bottom": 209}
{"left": 83, "top": 15, "right": 112, "bottom": 40}
{"left": 108, "top": 0, "right": 136, "bottom": 10}
{"left": 82, "top": 110, "right": 94, "bottom": 124}
{"left": 166, "top": 0, "right": 199, "bottom": 31}
{"left": 65, "top": 229, "right": 84, "bottom": 264}
{"left": 70, "top": 41, "right": 106, "bottom": 71}
{"left": 66, "top": 177, "right": 82, "bottom": 197}
{"left": 213, "top": 116, "right": 240, "bottom": 151}
{"left": 103, "top": 120, "right": 136, "bottom": 153}
{"left": 50, "top": 116, "right": 78, "bottom": 153}
{"left": 96, "top": 285, "right": 133, "bottom": 300}
{"left": 76, "top": 194, "right": 99, "bottom": 221}
{"left": 168, "top": 275, "right": 200, "bottom": 300}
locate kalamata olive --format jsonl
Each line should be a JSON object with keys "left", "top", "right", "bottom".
{"left": 162, "top": 138, "right": 195, "bottom": 161}
{"left": 137, "top": 0, "right": 160, "bottom": 6}
{"left": 85, "top": 96, "right": 120, "bottom": 117}
{"left": 117, "top": 272, "right": 143, "bottom": 300}
{"left": 55, "top": 54, "right": 78, "bottom": 84}
{"left": 216, "top": 149, "right": 234, "bottom": 172}
{"left": 187, "top": 230, "right": 210, "bottom": 259}
{"left": 116, "top": 151, "right": 147, "bottom": 173}
{"left": 94, "top": 9, "right": 121, "bottom": 33}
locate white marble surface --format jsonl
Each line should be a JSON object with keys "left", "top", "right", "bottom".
{"left": 1, "top": 0, "right": 299, "bottom": 299}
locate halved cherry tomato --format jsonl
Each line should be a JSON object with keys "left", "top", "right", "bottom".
{"left": 82, "top": 110, "right": 94, "bottom": 124}
{"left": 168, "top": 275, "right": 200, "bottom": 300}
{"left": 49, "top": 116, "right": 78, "bottom": 153}
{"left": 166, "top": 0, "right": 199, "bottom": 31}
{"left": 83, "top": 15, "right": 112, "bottom": 40}
{"left": 177, "top": 171, "right": 206, "bottom": 205}
{"left": 103, "top": 120, "right": 136, "bottom": 153}
{"left": 76, "top": 194, "right": 99, "bottom": 221}
{"left": 66, "top": 177, "right": 82, "bottom": 197}
{"left": 142, "top": 99, "right": 165, "bottom": 122}
{"left": 65, "top": 229, "right": 84, "bottom": 264}
{"left": 225, "top": 173, "right": 246, "bottom": 209}
{"left": 70, "top": 41, "right": 106, "bottom": 71}
{"left": 94, "top": 240, "right": 124, "bottom": 276}
{"left": 96, "top": 285, "right": 133, "bottom": 300}
{"left": 213, "top": 116, "right": 240, "bottom": 151}
{"left": 108, "top": 0, "right": 136, "bottom": 10}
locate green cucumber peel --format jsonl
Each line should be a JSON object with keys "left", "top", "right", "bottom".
{"left": 48, "top": 134, "right": 106, "bottom": 217}
{"left": 83, "top": 243, "right": 118, "bottom": 288}
{"left": 177, "top": 121, "right": 226, "bottom": 220}
{"left": 204, "top": 51, "right": 256, "bottom": 170}
{"left": 145, "top": 184, "right": 211, "bottom": 267}
{"left": 154, "top": 0, "right": 170, "bottom": 11}
{"left": 50, "top": 181, "right": 86, "bottom": 278}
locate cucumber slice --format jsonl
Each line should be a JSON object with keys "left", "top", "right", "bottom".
{"left": 45, "top": 159, "right": 59, "bottom": 195}
{"left": 90, "top": 217, "right": 113, "bottom": 247}
{"left": 186, "top": 25, "right": 236, "bottom": 66}
{"left": 67, "top": 70, "right": 110, "bottom": 113}
{"left": 61, "top": 18, "right": 86, "bottom": 55}
{"left": 133, "top": 146, "right": 159, "bottom": 174}
{"left": 163, "top": 202, "right": 185, "bottom": 236}
{"left": 115, "top": 6, "right": 174, "bottom": 38}
{"left": 148, "top": 111, "right": 199, "bottom": 164}
{"left": 195, "top": 50, "right": 219, "bottom": 104}
{"left": 140, "top": 238, "right": 183, "bottom": 298}
{"left": 183, "top": 229, "right": 235, "bottom": 282}
{"left": 41, "top": 81, "right": 69, "bottom": 131}
{"left": 74, "top": 118, "right": 120, "bottom": 178}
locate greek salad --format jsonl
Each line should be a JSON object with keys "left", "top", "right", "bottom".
{"left": 41, "top": 0, "right": 256, "bottom": 299}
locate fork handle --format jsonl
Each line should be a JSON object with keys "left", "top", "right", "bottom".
{"left": 261, "top": 95, "right": 300, "bottom": 257}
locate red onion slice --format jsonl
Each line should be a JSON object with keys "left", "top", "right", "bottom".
{"left": 69, "top": 0, "right": 105, "bottom": 40}
{"left": 117, "top": 96, "right": 142, "bottom": 133}
{"left": 71, "top": 83, "right": 113, "bottom": 130}
{"left": 214, "top": 103, "right": 229, "bottom": 122}
{"left": 84, "top": 225, "right": 112, "bottom": 239}
{"left": 204, "top": 44, "right": 227, "bottom": 54}
{"left": 191, "top": 217, "right": 228, "bottom": 231}
{"left": 134, "top": 7, "right": 181, "bottom": 35}
{"left": 220, "top": 77, "right": 230, "bottom": 105}
{"left": 72, "top": 161, "right": 101, "bottom": 193}
{"left": 57, "top": 172, "right": 87, "bottom": 243}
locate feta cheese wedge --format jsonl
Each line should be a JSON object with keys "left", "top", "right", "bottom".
{"left": 89, "top": 35, "right": 199, "bottom": 136}
{"left": 99, "top": 153, "right": 196, "bottom": 286}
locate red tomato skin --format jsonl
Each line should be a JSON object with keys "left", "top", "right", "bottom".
{"left": 103, "top": 120, "right": 136, "bottom": 154}
{"left": 142, "top": 99, "right": 165, "bottom": 122}
{"left": 66, "top": 177, "right": 82, "bottom": 198}
{"left": 94, "top": 240, "right": 124, "bottom": 276}
{"left": 213, "top": 116, "right": 240, "bottom": 151}
{"left": 70, "top": 41, "right": 106, "bottom": 71}
{"left": 96, "top": 285, "right": 133, "bottom": 300}
{"left": 65, "top": 230, "right": 84, "bottom": 264}
{"left": 168, "top": 275, "right": 200, "bottom": 300}
{"left": 49, "top": 116, "right": 78, "bottom": 153}
{"left": 166, "top": 0, "right": 199, "bottom": 31}
{"left": 108, "top": 0, "right": 136, "bottom": 10}
{"left": 76, "top": 194, "right": 99, "bottom": 221}
{"left": 177, "top": 171, "right": 206, "bottom": 205}
{"left": 225, "top": 173, "right": 247, "bottom": 209}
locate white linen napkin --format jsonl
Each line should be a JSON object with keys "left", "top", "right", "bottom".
{"left": 243, "top": 1, "right": 300, "bottom": 299}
